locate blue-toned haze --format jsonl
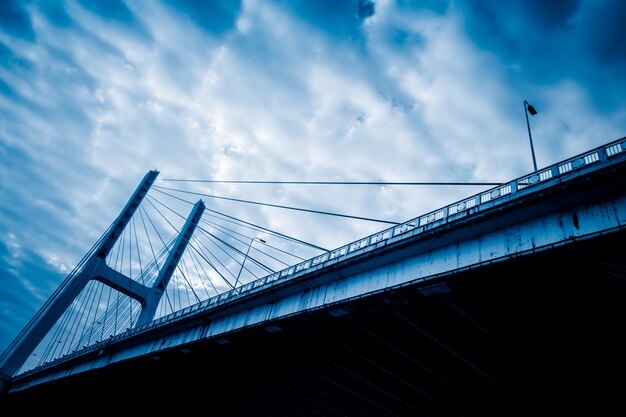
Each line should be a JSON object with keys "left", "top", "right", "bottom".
{"left": 1, "top": 0, "right": 625, "bottom": 354}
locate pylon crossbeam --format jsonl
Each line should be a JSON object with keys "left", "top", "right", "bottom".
{"left": 88, "top": 257, "right": 150, "bottom": 304}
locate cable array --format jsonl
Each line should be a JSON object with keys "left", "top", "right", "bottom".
{"left": 27, "top": 186, "right": 330, "bottom": 371}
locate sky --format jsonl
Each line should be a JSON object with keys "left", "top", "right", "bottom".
{"left": 1, "top": 0, "right": 626, "bottom": 357}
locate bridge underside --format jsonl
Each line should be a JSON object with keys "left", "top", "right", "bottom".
{"left": 5, "top": 229, "right": 626, "bottom": 416}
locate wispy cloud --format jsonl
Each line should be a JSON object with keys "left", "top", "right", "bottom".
{"left": 1, "top": 0, "right": 625, "bottom": 353}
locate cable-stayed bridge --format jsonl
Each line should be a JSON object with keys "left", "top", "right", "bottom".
{"left": 2, "top": 136, "right": 626, "bottom": 416}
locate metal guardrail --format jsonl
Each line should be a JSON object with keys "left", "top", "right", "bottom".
{"left": 24, "top": 136, "right": 626, "bottom": 376}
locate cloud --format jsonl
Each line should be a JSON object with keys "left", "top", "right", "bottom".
{"left": 273, "top": 0, "right": 372, "bottom": 40}
{"left": 162, "top": 0, "right": 242, "bottom": 34}
{"left": 1, "top": 0, "right": 625, "bottom": 356}
{"left": 453, "top": 0, "right": 626, "bottom": 111}
{"left": 0, "top": 238, "right": 63, "bottom": 354}
{"left": 0, "top": 0, "right": 34, "bottom": 40}
{"left": 358, "top": 0, "right": 376, "bottom": 19}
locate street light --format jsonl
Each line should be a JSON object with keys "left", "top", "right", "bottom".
{"left": 234, "top": 237, "right": 266, "bottom": 287}
{"left": 524, "top": 100, "right": 538, "bottom": 171}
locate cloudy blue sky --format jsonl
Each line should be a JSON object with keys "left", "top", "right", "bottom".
{"left": 1, "top": 0, "right": 626, "bottom": 356}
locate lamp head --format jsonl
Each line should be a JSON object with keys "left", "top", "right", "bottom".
{"left": 527, "top": 103, "right": 537, "bottom": 115}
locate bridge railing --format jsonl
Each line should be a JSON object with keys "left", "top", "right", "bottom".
{"left": 24, "top": 136, "right": 626, "bottom": 375}
{"left": 126, "top": 136, "right": 626, "bottom": 332}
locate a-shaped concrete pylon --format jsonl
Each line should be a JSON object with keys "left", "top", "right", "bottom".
{"left": 0, "top": 170, "right": 204, "bottom": 382}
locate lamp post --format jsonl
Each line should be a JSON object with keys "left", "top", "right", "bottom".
{"left": 524, "top": 100, "right": 538, "bottom": 171}
{"left": 234, "top": 237, "right": 266, "bottom": 287}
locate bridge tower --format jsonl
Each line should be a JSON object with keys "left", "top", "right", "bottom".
{"left": 0, "top": 170, "right": 205, "bottom": 387}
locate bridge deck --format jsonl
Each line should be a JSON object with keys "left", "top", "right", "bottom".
{"left": 4, "top": 229, "right": 626, "bottom": 416}
{"left": 4, "top": 136, "right": 626, "bottom": 416}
